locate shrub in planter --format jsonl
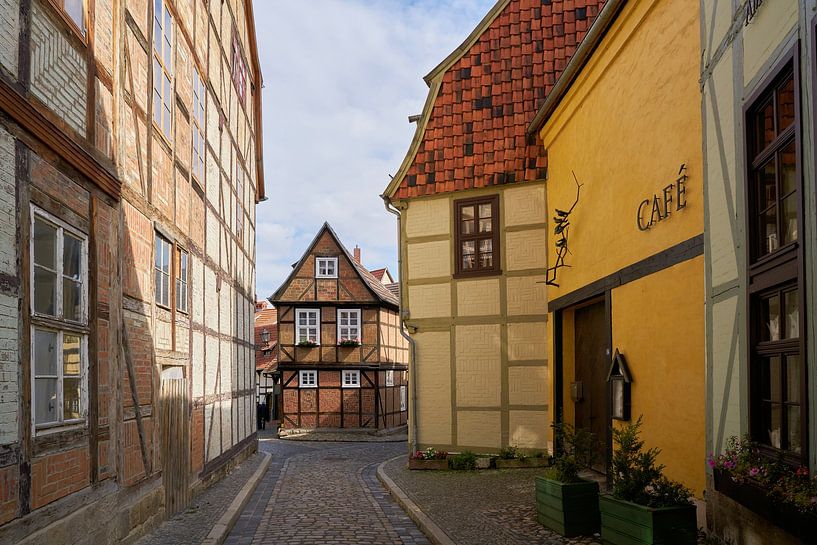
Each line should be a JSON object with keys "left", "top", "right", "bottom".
{"left": 337, "top": 338, "right": 360, "bottom": 348}
{"left": 496, "top": 445, "right": 550, "bottom": 468}
{"left": 535, "top": 422, "right": 601, "bottom": 537}
{"left": 408, "top": 447, "right": 448, "bottom": 470}
{"left": 449, "top": 451, "right": 477, "bottom": 470}
{"left": 601, "top": 417, "right": 696, "bottom": 545}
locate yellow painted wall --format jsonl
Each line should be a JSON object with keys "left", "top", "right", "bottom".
{"left": 399, "top": 183, "right": 550, "bottom": 453}
{"left": 538, "top": 0, "right": 704, "bottom": 496}
{"left": 611, "top": 256, "right": 705, "bottom": 495}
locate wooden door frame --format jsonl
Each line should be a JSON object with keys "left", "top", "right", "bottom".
{"left": 553, "top": 290, "right": 613, "bottom": 483}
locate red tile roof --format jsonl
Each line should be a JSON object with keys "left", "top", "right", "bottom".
{"left": 370, "top": 268, "right": 387, "bottom": 281}
{"left": 255, "top": 308, "right": 278, "bottom": 371}
{"left": 384, "top": 0, "right": 605, "bottom": 200}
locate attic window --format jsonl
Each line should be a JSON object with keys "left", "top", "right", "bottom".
{"left": 315, "top": 257, "right": 338, "bottom": 279}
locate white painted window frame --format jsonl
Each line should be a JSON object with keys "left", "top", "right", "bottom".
{"left": 315, "top": 257, "right": 338, "bottom": 278}
{"left": 295, "top": 308, "right": 320, "bottom": 344}
{"left": 336, "top": 308, "right": 361, "bottom": 343}
{"left": 299, "top": 370, "right": 317, "bottom": 388}
{"left": 30, "top": 205, "right": 89, "bottom": 436}
{"left": 342, "top": 370, "right": 360, "bottom": 389}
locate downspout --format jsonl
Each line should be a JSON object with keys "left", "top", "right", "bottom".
{"left": 382, "top": 195, "right": 418, "bottom": 454}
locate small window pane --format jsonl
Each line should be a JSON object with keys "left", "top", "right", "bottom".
{"left": 769, "top": 356, "right": 781, "bottom": 402}
{"left": 33, "top": 219, "right": 57, "bottom": 269}
{"left": 34, "top": 329, "right": 58, "bottom": 375}
{"left": 479, "top": 239, "right": 493, "bottom": 268}
{"left": 768, "top": 404, "right": 782, "bottom": 449}
{"left": 781, "top": 195, "right": 797, "bottom": 245}
{"left": 154, "top": 19, "right": 162, "bottom": 51}
{"left": 780, "top": 141, "right": 797, "bottom": 196}
{"left": 63, "top": 234, "right": 82, "bottom": 280}
{"left": 761, "top": 295, "right": 780, "bottom": 342}
{"left": 64, "top": 377, "right": 82, "bottom": 420}
{"left": 760, "top": 208, "right": 778, "bottom": 255}
{"left": 299, "top": 314, "right": 307, "bottom": 326}
{"left": 776, "top": 76, "right": 795, "bottom": 133}
{"left": 461, "top": 206, "right": 475, "bottom": 220}
{"left": 63, "top": 334, "right": 81, "bottom": 375}
{"left": 787, "top": 406, "right": 801, "bottom": 454}
{"left": 757, "top": 159, "right": 776, "bottom": 210}
{"left": 35, "top": 379, "right": 58, "bottom": 424}
{"left": 784, "top": 290, "right": 798, "bottom": 339}
{"left": 757, "top": 98, "right": 775, "bottom": 153}
{"left": 461, "top": 220, "right": 475, "bottom": 235}
{"left": 461, "top": 241, "right": 475, "bottom": 270}
{"left": 34, "top": 268, "right": 57, "bottom": 316}
{"left": 785, "top": 355, "right": 800, "bottom": 403}
{"left": 63, "top": 278, "right": 81, "bottom": 321}
{"left": 478, "top": 203, "right": 492, "bottom": 218}
{"left": 478, "top": 218, "right": 492, "bottom": 233}
{"left": 64, "top": 0, "right": 85, "bottom": 33}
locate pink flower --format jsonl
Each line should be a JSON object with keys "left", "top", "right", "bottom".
{"left": 707, "top": 457, "right": 716, "bottom": 469}
{"left": 749, "top": 467, "right": 760, "bottom": 477}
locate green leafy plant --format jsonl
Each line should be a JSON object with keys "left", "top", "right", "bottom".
{"left": 411, "top": 447, "right": 447, "bottom": 460}
{"left": 449, "top": 451, "right": 477, "bottom": 470}
{"left": 297, "top": 339, "right": 318, "bottom": 348}
{"left": 499, "top": 445, "right": 518, "bottom": 460}
{"left": 337, "top": 338, "right": 360, "bottom": 347}
{"left": 610, "top": 416, "right": 692, "bottom": 508}
{"left": 548, "top": 421, "right": 600, "bottom": 482}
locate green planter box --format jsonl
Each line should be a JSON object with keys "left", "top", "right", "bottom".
{"left": 599, "top": 494, "right": 696, "bottom": 545}
{"left": 535, "top": 476, "right": 600, "bottom": 537}
{"left": 495, "top": 458, "right": 550, "bottom": 469}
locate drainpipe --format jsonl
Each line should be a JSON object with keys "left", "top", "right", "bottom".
{"left": 382, "top": 195, "right": 419, "bottom": 454}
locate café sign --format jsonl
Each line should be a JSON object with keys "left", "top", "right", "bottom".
{"left": 636, "top": 164, "right": 688, "bottom": 231}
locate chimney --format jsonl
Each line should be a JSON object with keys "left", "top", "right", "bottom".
{"left": 353, "top": 245, "right": 361, "bottom": 264}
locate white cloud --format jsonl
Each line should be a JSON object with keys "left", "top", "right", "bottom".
{"left": 252, "top": 0, "right": 495, "bottom": 299}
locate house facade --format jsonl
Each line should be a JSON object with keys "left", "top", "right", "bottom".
{"left": 529, "top": 0, "right": 705, "bottom": 504}
{"left": 383, "top": 0, "right": 605, "bottom": 454}
{"left": 701, "top": 1, "right": 817, "bottom": 542}
{"left": 271, "top": 224, "right": 409, "bottom": 431}
{"left": 0, "top": 0, "right": 264, "bottom": 542}
{"left": 254, "top": 304, "right": 277, "bottom": 421}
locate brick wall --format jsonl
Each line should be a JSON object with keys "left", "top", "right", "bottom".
{"left": 0, "top": 127, "right": 17, "bottom": 446}
{"left": 30, "top": 447, "right": 90, "bottom": 509}
{"left": 30, "top": 0, "right": 88, "bottom": 136}
{"left": 0, "top": 464, "right": 18, "bottom": 524}
{"left": 0, "top": 0, "right": 18, "bottom": 77}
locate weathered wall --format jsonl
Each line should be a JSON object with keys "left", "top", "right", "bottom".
{"left": 401, "top": 181, "right": 549, "bottom": 453}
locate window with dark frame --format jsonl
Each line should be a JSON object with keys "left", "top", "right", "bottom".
{"left": 176, "top": 247, "right": 188, "bottom": 313}
{"left": 50, "top": 0, "right": 85, "bottom": 35}
{"left": 231, "top": 33, "right": 248, "bottom": 104}
{"left": 454, "top": 195, "right": 500, "bottom": 276}
{"left": 192, "top": 69, "right": 206, "bottom": 182}
{"left": 746, "top": 62, "right": 805, "bottom": 461}
{"left": 154, "top": 234, "right": 171, "bottom": 308}
{"left": 153, "top": 0, "right": 174, "bottom": 139}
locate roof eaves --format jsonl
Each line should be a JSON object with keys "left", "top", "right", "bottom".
{"left": 527, "top": 0, "right": 628, "bottom": 136}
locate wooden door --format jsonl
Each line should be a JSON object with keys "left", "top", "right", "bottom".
{"left": 573, "top": 300, "right": 608, "bottom": 471}
{"left": 160, "top": 375, "right": 190, "bottom": 515}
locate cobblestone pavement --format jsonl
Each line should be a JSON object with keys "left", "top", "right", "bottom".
{"left": 228, "top": 439, "right": 431, "bottom": 545}
{"left": 381, "top": 455, "right": 600, "bottom": 545}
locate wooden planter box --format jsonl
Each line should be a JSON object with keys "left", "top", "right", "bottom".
{"left": 408, "top": 458, "right": 448, "bottom": 470}
{"left": 535, "top": 476, "right": 600, "bottom": 537}
{"left": 495, "top": 458, "right": 550, "bottom": 469}
{"left": 713, "top": 468, "right": 817, "bottom": 543}
{"left": 599, "top": 494, "right": 696, "bottom": 545}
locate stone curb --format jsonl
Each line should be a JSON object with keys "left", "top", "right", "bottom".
{"left": 201, "top": 451, "right": 272, "bottom": 545}
{"left": 377, "top": 455, "right": 457, "bottom": 545}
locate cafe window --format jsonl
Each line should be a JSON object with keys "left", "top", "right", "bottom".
{"left": 454, "top": 195, "right": 500, "bottom": 277}
{"left": 746, "top": 61, "right": 804, "bottom": 461}
{"left": 30, "top": 207, "right": 88, "bottom": 431}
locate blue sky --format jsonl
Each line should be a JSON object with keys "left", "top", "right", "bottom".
{"left": 253, "top": 0, "right": 495, "bottom": 299}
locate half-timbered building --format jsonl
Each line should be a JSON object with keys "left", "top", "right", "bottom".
{"left": 0, "top": 0, "right": 265, "bottom": 542}
{"left": 271, "top": 224, "right": 409, "bottom": 431}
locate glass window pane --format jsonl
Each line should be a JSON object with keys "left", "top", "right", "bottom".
{"left": 33, "top": 219, "right": 57, "bottom": 269}
{"left": 35, "top": 378, "right": 58, "bottom": 424}
{"left": 461, "top": 220, "right": 475, "bottom": 235}
{"left": 478, "top": 203, "right": 492, "bottom": 219}
{"left": 153, "top": 58, "right": 161, "bottom": 93}
{"left": 34, "top": 267, "right": 57, "bottom": 316}
{"left": 756, "top": 98, "right": 775, "bottom": 153}
{"left": 63, "top": 278, "right": 81, "bottom": 321}
{"left": 760, "top": 207, "right": 778, "bottom": 255}
{"left": 64, "top": 377, "right": 81, "bottom": 420}
{"left": 768, "top": 404, "right": 782, "bottom": 449}
{"left": 769, "top": 356, "right": 781, "bottom": 402}
{"left": 63, "top": 334, "right": 81, "bottom": 375}
{"left": 784, "top": 290, "right": 799, "bottom": 339}
{"left": 154, "top": 19, "right": 162, "bottom": 51}
{"left": 781, "top": 194, "right": 797, "bottom": 245}
{"left": 479, "top": 239, "right": 493, "bottom": 268}
{"left": 34, "top": 329, "right": 58, "bottom": 375}
{"left": 757, "top": 159, "right": 776, "bottom": 210}
{"left": 787, "top": 406, "right": 801, "bottom": 454}
{"left": 461, "top": 241, "right": 475, "bottom": 270}
{"left": 478, "top": 218, "right": 492, "bottom": 233}
{"left": 161, "top": 240, "right": 170, "bottom": 274}
{"left": 460, "top": 206, "right": 474, "bottom": 221}
{"left": 761, "top": 295, "right": 780, "bottom": 342}
{"left": 64, "top": 0, "right": 85, "bottom": 32}
{"left": 779, "top": 141, "right": 797, "bottom": 196}
{"left": 63, "top": 234, "right": 82, "bottom": 280}
{"left": 785, "top": 355, "right": 800, "bottom": 403}
{"left": 777, "top": 75, "right": 795, "bottom": 133}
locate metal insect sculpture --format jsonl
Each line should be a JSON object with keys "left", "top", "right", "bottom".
{"left": 545, "top": 172, "right": 583, "bottom": 287}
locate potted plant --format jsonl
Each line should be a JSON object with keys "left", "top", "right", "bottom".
{"left": 709, "top": 435, "right": 817, "bottom": 542}
{"left": 495, "top": 445, "right": 550, "bottom": 469}
{"left": 600, "top": 417, "right": 696, "bottom": 545}
{"left": 297, "top": 339, "right": 318, "bottom": 348}
{"left": 535, "top": 422, "right": 601, "bottom": 537}
{"left": 337, "top": 338, "right": 360, "bottom": 348}
{"left": 408, "top": 447, "right": 448, "bottom": 470}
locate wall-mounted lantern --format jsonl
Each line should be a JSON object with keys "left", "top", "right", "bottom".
{"left": 607, "top": 349, "right": 632, "bottom": 421}
{"left": 260, "top": 329, "right": 270, "bottom": 344}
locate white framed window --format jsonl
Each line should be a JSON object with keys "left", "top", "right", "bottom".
{"left": 175, "top": 247, "right": 188, "bottom": 313}
{"left": 337, "top": 309, "right": 361, "bottom": 342}
{"left": 296, "top": 309, "right": 320, "bottom": 344}
{"left": 315, "top": 257, "right": 337, "bottom": 278}
{"left": 155, "top": 234, "right": 171, "bottom": 308}
{"left": 400, "top": 385, "right": 407, "bottom": 411}
{"left": 30, "top": 206, "right": 89, "bottom": 433}
{"left": 385, "top": 370, "right": 394, "bottom": 387}
{"left": 342, "top": 370, "right": 360, "bottom": 388}
{"left": 299, "top": 370, "right": 317, "bottom": 388}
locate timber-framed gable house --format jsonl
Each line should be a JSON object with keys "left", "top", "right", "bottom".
{"left": 271, "top": 223, "right": 408, "bottom": 431}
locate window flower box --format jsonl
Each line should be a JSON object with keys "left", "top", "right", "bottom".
{"left": 296, "top": 340, "right": 318, "bottom": 348}
{"left": 337, "top": 339, "right": 360, "bottom": 348}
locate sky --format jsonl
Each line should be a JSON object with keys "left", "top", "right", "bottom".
{"left": 252, "top": 0, "right": 495, "bottom": 300}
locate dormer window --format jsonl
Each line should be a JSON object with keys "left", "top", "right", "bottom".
{"left": 315, "top": 257, "right": 338, "bottom": 278}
